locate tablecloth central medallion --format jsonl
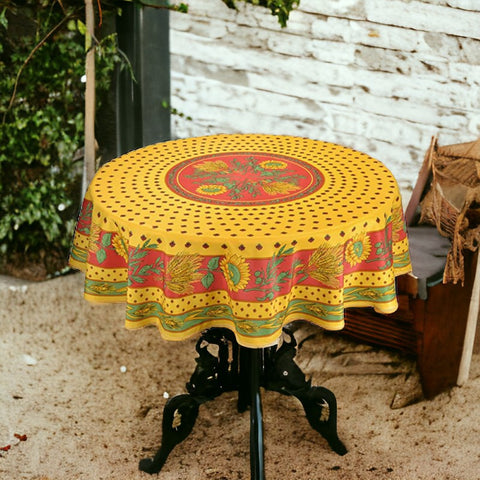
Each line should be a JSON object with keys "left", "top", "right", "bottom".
{"left": 166, "top": 152, "right": 324, "bottom": 206}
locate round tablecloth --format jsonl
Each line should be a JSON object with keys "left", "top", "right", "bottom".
{"left": 70, "top": 134, "right": 411, "bottom": 347}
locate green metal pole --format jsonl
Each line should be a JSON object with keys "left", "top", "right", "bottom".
{"left": 116, "top": 0, "right": 171, "bottom": 156}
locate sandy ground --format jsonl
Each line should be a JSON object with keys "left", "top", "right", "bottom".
{"left": 1, "top": 272, "right": 479, "bottom": 480}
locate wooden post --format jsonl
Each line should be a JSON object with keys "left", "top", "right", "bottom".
{"left": 83, "top": 0, "right": 96, "bottom": 195}
{"left": 457, "top": 252, "right": 480, "bottom": 385}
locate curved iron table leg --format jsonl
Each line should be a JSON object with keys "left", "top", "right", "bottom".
{"left": 264, "top": 329, "right": 347, "bottom": 456}
{"left": 139, "top": 327, "right": 346, "bottom": 477}
{"left": 139, "top": 328, "right": 238, "bottom": 474}
{"left": 139, "top": 394, "right": 199, "bottom": 474}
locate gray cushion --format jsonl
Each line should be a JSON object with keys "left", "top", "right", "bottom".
{"left": 407, "top": 225, "right": 451, "bottom": 299}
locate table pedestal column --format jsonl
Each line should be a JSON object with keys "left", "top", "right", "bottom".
{"left": 240, "top": 346, "right": 265, "bottom": 480}
{"left": 139, "top": 328, "right": 346, "bottom": 477}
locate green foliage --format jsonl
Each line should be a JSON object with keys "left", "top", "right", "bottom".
{"left": 0, "top": 1, "right": 119, "bottom": 276}
{"left": 0, "top": 0, "right": 296, "bottom": 279}
{"left": 222, "top": 0, "right": 300, "bottom": 27}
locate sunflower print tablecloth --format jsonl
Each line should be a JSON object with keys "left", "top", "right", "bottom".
{"left": 70, "top": 134, "right": 412, "bottom": 348}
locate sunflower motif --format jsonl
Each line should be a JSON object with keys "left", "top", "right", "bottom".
{"left": 195, "top": 160, "right": 229, "bottom": 172}
{"left": 196, "top": 184, "right": 228, "bottom": 196}
{"left": 220, "top": 253, "right": 251, "bottom": 292}
{"left": 262, "top": 181, "right": 299, "bottom": 195}
{"left": 345, "top": 233, "right": 372, "bottom": 266}
{"left": 259, "top": 160, "right": 288, "bottom": 170}
{"left": 112, "top": 234, "right": 129, "bottom": 262}
{"left": 304, "top": 243, "right": 343, "bottom": 289}
{"left": 165, "top": 253, "right": 203, "bottom": 294}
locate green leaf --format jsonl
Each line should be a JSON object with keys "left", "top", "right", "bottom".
{"left": 208, "top": 256, "right": 220, "bottom": 270}
{"left": 96, "top": 249, "right": 107, "bottom": 264}
{"left": 77, "top": 19, "right": 86, "bottom": 36}
{"left": 139, "top": 265, "right": 151, "bottom": 275}
{"left": 174, "top": 3, "right": 189, "bottom": 13}
{"left": 102, "top": 233, "right": 112, "bottom": 247}
{"left": 0, "top": 8, "right": 8, "bottom": 29}
{"left": 201, "top": 272, "right": 215, "bottom": 289}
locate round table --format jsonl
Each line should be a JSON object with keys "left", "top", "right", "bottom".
{"left": 70, "top": 134, "right": 411, "bottom": 477}
{"left": 70, "top": 134, "right": 411, "bottom": 348}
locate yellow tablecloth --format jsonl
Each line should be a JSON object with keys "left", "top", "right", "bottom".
{"left": 70, "top": 134, "right": 411, "bottom": 347}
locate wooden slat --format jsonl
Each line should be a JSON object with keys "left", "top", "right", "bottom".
{"left": 343, "top": 308, "right": 417, "bottom": 354}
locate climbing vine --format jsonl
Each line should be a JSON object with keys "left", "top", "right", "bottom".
{"left": 0, "top": 1, "right": 120, "bottom": 278}
{"left": 0, "top": 0, "right": 298, "bottom": 280}
{"left": 221, "top": 0, "right": 300, "bottom": 27}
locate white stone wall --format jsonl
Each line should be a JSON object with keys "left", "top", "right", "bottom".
{"left": 169, "top": 0, "right": 480, "bottom": 203}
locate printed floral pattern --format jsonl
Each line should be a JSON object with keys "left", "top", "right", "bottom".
{"left": 74, "top": 217, "right": 409, "bottom": 307}
{"left": 166, "top": 153, "right": 324, "bottom": 206}
{"left": 220, "top": 253, "right": 251, "bottom": 292}
{"left": 112, "top": 234, "right": 129, "bottom": 262}
{"left": 187, "top": 155, "right": 303, "bottom": 200}
{"left": 262, "top": 181, "right": 299, "bottom": 195}
{"left": 345, "top": 233, "right": 371, "bottom": 266}
{"left": 196, "top": 184, "right": 228, "bottom": 196}
{"left": 259, "top": 160, "right": 287, "bottom": 170}
{"left": 69, "top": 144, "right": 412, "bottom": 348}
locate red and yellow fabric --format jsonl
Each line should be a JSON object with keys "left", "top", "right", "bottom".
{"left": 70, "top": 134, "right": 411, "bottom": 348}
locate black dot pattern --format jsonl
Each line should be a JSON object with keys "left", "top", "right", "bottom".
{"left": 90, "top": 134, "right": 400, "bottom": 249}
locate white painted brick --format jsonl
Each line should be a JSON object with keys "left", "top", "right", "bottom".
{"left": 175, "top": 17, "right": 228, "bottom": 39}
{"left": 274, "top": 9, "right": 316, "bottom": 35}
{"left": 264, "top": 32, "right": 312, "bottom": 57}
{"left": 353, "top": 46, "right": 447, "bottom": 77}
{"left": 299, "top": 0, "right": 367, "bottom": 19}
{"left": 245, "top": 70, "right": 355, "bottom": 104}
{"left": 172, "top": 73, "right": 325, "bottom": 122}
{"left": 171, "top": 31, "right": 355, "bottom": 86}
{"left": 309, "top": 39, "right": 357, "bottom": 64}
{"left": 177, "top": 0, "right": 237, "bottom": 22}
{"left": 422, "top": 0, "right": 479, "bottom": 9}
{"left": 448, "top": 62, "right": 480, "bottom": 85}
{"left": 366, "top": 0, "right": 480, "bottom": 39}
{"left": 170, "top": 0, "right": 480, "bottom": 198}
{"left": 311, "top": 16, "right": 480, "bottom": 64}
{"left": 352, "top": 94, "right": 439, "bottom": 125}
{"left": 446, "top": 0, "right": 480, "bottom": 10}
{"left": 351, "top": 68, "right": 479, "bottom": 110}
{"left": 171, "top": 30, "right": 301, "bottom": 75}
{"left": 458, "top": 38, "right": 480, "bottom": 65}
{"left": 312, "top": 16, "right": 420, "bottom": 51}
{"left": 327, "top": 105, "right": 434, "bottom": 148}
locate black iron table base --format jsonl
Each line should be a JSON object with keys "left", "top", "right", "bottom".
{"left": 139, "top": 328, "right": 347, "bottom": 478}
